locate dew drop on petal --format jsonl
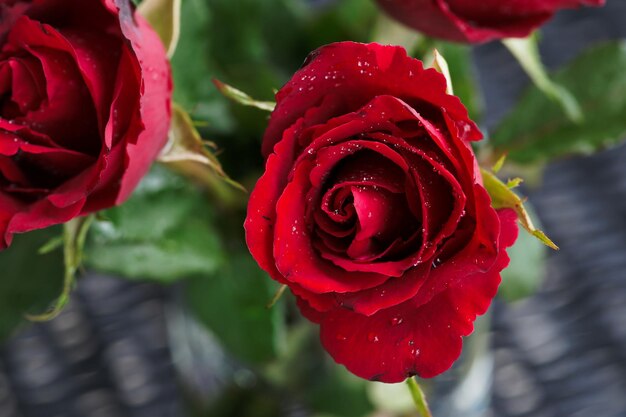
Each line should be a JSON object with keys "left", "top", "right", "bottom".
{"left": 367, "top": 332, "right": 379, "bottom": 343}
{"left": 390, "top": 317, "right": 403, "bottom": 326}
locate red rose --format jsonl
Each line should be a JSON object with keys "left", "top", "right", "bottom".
{"left": 0, "top": 0, "right": 171, "bottom": 248}
{"left": 245, "top": 42, "right": 519, "bottom": 383}
{"left": 375, "top": 0, "right": 605, "bottom": 43}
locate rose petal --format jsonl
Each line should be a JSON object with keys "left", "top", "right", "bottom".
{"left": 113, "top": 7, "right": 172, "bottom": 204}
{"left": 263, "top": 42, "right": 480, "bottom": 157}
{"left": 0, "top": 191, "right": 23, "bottom": 248}
{"left": 274, "top": 158, "right": 393, "bottom": 293}
{"left": 245, "top": 118, "right": 305, "bottom": 286}
{"left": 317, "top": 208, "right": 518, "bottom": 383}
{"left": 375, "top": 0, "right": 604, "bottom": 43}
{"left": 0, "top": 55, "right": 46, "bottom": 116}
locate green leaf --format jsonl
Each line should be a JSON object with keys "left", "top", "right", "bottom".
{"left": 492, "top": 153, "right": 507, "bottom": 174}
{"left": 0, "top": 228, "right": 64, "bottom": 339}
{"left": 481, "top": 168, "right": 558, "bottom": 250}
{"left": 493, "top": 41, "right": 626, "bottom": 164}
{"left": 186, "top": 252, "right": 285, "bottom": 364}
{"left": 138, "top": 0, "right": 181, "bottom": 57}
{"left": 84, "top": 167, "right": 224, "bottom": 282}
{"left": 308, "top": 367, "right": 373, "bottom": 417}
{"left": 159, "top": 103, "right": 245, "bottom": 204}
{"left": 499, "top": 206, "right": 546, "bottom": 302}
{"left": 159, "top": 104, "right": 225, "bottom": 172}
{"left": 502, "top": 35, "right": 582, "bottom": 123}
{"left": 213, "top": 79, "right": 276, "bottom": 112}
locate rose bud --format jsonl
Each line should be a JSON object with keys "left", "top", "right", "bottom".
{"left": 0, "top": 0, "right": 172, "bottom": 249}
{"left": 245, "top": 42, "right": 519, "bottom": 383}
{"left": 375, "top": 0, "right": 605, "bottom": 43}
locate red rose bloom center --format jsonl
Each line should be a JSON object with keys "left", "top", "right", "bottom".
{"left": 246, "top": 42, "right": 519, "bottom": 383}
{"left": 0, "top": 0, "right": 172, "bottom": 250}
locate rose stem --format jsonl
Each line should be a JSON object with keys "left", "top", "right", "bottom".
{"left": 406, "top": 376, "right": 434, "bottom": 417}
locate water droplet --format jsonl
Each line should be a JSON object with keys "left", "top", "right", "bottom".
{"left": 367, "top": 332, "right": 379, "bottom": 342}
{"left": 336, "top": 334, "right": 347, "bottom": 341}
{"left": 390, "top": 317, "right": 403, "bottom": 326}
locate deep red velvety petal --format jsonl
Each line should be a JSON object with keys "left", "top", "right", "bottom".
{"left": 0, "top": 1, "right": 30, "bottom": 44}
{"left": 375, "top": 0, "right": 604, "bottom": 43}
{"left": 60, "top": 28, "right": 122, "bottom": 133}
{"left": 0, "top": 0, "right": 171, "bottom": 248}
{"left": 80, "top": 44, "right": 141, "bottom": 212}
{"left": 274, "top": 158, "right": 393, "bottom": 293}
{"left": 0, "top": 55, "right": 45, "bottom": 115}
{"left": 3, "top": 17, "right": 101, "bottom": 153}
{"left": 0, "top": 123, "right": 100, "bottom": 212}
{"left": 247, "top": 95, "right": 350, "bottom": 267}
{"left": 248, "top": 94, "right": 480, "bottom": 298}
{"left": 109, "top": 5, "right": 171, "bottom": 205}
{"left": 263, "top": 42, "right": 480, "bottom": 157}
{"left": 333, "top": 262, "right": 431, "bottom": 316}
{"left": 0, "top": 135, "right": 94, "bottom": 182}
{"left": 317, "top": 208, "right": 518, "bottom": 383}
{"left": 6, "top": 196, "right": 85, "bottom": 235}
{"left": 409, "top": 185, "right": 502, "bottom": 310}
{"left": 295, "top": 139, "right": 424, "bottom": 279}
{"left": 245, "top": 118, "right": 305, "bottom": 286}
{"left": 0, "top": 192, "right": 23, "bottom": 248}
{"left": 301, "top": 96, "right": 470, "bottom": 270}
{"left": 447, "top": 0, "right": 605, "bottom": 18}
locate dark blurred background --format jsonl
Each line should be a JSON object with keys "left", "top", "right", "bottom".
{"left": 1, "top": 1, "right": 625, "bottom": 416}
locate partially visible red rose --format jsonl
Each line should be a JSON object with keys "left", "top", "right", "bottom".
{"left": 375, "top": 0, "right": 605, "bottom": 43}
{"left": 245, "top": 42, "right": 519, "bottom": 383}
{"left": 0, "top": 0, "right": 172, "bottom": 248}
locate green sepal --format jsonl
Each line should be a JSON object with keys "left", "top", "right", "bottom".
{"left": 481, "top": 168, "right": 558, "bottom": 250}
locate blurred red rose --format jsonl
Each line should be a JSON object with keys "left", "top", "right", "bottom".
{"left": 375, "top": 0, "right": 605, "bottom": 43}
{"left": 0, "top": 0, "right": 172, "bottom": 248}
{"left": 245, "top": 42, "right": 519, "bottom": 383}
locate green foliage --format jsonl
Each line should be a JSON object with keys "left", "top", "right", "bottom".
{"left": 482, "top": 168, "right": 558, "bottom": 249}
{"left": 85, "top": 167, "right": 224, "bottom": 282}
{"left": 186, "top": 252, "right": 285, "bottom": 364}
{"left": 502, "top": 36, "right": 582, "bottom": 123}
{"left": 0, "top": 228, "right": 64, "bottom": 340}
{"left": 213, "top": 79, "right": 276, "bottom": 112}
{"left": 169, "top": 0, "right": 379, "bottom": 182}
{"left": 308, "top": 366, "right": 374, "bottom": 417}
{"left": 493, "top": 41, "right": 626, "bottom": 163}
